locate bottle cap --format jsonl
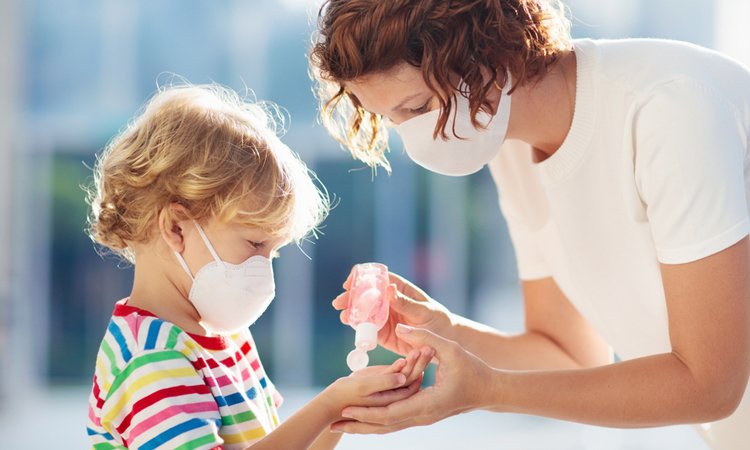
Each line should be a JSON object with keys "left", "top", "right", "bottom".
{"left": 347, "top": 348, "right": 369, "bottom": 372}
{"left": 355, "top": 322, "right": 378, "bottom": 351}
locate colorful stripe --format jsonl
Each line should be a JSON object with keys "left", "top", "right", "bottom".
{"left": 129, "top": 403, "right": 219, "bottom": 444}
{"left": 117, "top": 384, "right": 213, "bottom": 436}
{"left": 107, "top": 321, "right": 132, "bottom": 362}
{"left": 220, "top": 426, "right": 267, "bottom": 445}
{"left": 106, "top": 351, "right": 189, "bottom": 400}
{"left": 140, "top": 417, "right": 221, "bottom": 450}
{"left": 145, "top": 320, "right": 163, "bottom": 350}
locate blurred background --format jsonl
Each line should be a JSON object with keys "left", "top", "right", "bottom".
{"left": 1, "top": 0, "right": 748, "bottom": 448}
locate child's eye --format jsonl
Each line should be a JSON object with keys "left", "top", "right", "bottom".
{"left": 248, "top": 241, "right": 263, "bottom": 249}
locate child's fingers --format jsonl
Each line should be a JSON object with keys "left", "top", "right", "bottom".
{"left": 359, "top": 373, "right": 406, "bottom": 397}
{"left": 363, "top": 376, "right": 422, "bottom": 407}
{"left": 383, "top": 358, "right": 406, "bottom": 374}
{"left": 350, "top": 362, "right": 403, "bottom": 377}
{"left": 414, "top": 347, "right": 435, "bottom": 372}
{"left": 398, "top": 349, "right": 420, "bottom": 379}
{"left": 402, "top": 347, "right": 434, "bottom": 386}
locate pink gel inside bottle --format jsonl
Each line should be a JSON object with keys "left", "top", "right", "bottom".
{"left": 346, "top": 263, "right": 389, "bottom": 371}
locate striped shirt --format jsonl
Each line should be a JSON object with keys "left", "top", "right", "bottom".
{"left": 87, "top": 299, "right": 281, "bottom": 450}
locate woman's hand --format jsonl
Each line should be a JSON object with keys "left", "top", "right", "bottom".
{"left": 330, "top": 324, "right": 498, "bottom": 434}
{"left": 333, "top": 268, "right": 454, "bottom": 357}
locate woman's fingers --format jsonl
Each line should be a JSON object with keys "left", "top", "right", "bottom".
{"left": 343, "top": 267, "right": 354, "bottom": 290}
{"left": 332, "top": 291, "right": 349, "bottom": 310}
{"left": 393, "top": 324, "right": 450, "bottom": 356}
{"left": 387, "top": 283, "right": 448, "bottom": 331}
{"left": 334, "top": 387, "right": 435, "bottom": 431}
{"left": 388, "top": 271, "right": 432, "bottom": 304}
{"left": 333, "top": 291, "right": 351, "bottom": 324}
{"left": 331, "top": 420, "right": 408, "bottom": 435}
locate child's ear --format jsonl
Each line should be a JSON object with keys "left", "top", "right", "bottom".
{"left": 159, "top": 203, "right": 190, "bottom": 253}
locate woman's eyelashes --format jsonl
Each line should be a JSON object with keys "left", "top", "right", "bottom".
{"left": 408, "top": 100, "right": 432, "bottom": 115}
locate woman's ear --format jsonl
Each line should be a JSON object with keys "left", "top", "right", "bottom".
{"left": 159, "top": 203, "right": 190, "bottom": 253}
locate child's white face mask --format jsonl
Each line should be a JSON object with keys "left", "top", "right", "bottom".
{"left": 395, "top": 77, "right": 512, "bottom": 177}
{"left": 174, "top": 221, "right": 275, "bottom": 335}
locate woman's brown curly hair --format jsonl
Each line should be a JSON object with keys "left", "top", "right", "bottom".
{"left": 309, "top": 0, "right": 571, "bottom": 171}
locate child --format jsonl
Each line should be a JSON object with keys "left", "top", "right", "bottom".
{"left": 84, "top": 83, "right": 433, "bottom": 450}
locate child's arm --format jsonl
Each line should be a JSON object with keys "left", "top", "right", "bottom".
{"left": 248, "top": 347, "right": 433, "bottom": 450}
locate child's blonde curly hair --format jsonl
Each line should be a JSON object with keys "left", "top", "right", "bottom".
{"left": 85, "top": 83, "right": 329, "bottom": 263}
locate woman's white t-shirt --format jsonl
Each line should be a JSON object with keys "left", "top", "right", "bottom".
{"left": 489, "top": 38, "right": 750, "bottom": 450}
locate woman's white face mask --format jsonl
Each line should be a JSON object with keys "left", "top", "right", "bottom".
{"left": 395, "top": 78, "right": 512, "bottom": 177}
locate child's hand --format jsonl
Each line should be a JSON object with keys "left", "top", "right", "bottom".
{"left": 316, "top": 347, "right": 432, "bottom": 426}
{"left": 396, "top": 346, "right": 435, "bottom": 387}
{"left": 313, "top": 346, "right": 434, "bottom": 426}
{"left": 351, "top": 346, "right": 434, "bottom": 389}
{"left": 317, "top": 371, "right": 413, "bottom": 426}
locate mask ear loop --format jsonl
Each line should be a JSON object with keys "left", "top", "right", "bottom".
{"left": 174, "top": 251, "right": 196, "bottom": 281}
{"left": 172, "top": 221, "right": 228, "bottom": 280}
{"left": 193, "top": 221, "right": 228, "bottom": 271}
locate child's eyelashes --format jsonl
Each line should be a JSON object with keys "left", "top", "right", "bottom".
{"left": 248, "top": 241, "right": 264, "bottom": 249}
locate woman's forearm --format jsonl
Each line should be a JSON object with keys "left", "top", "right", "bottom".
{"left": 447, "top": 278, "right": 612, "bottom": 371}
{"left": 449, "top": 315, "right": 589, "bottom": 370}
{"left": 487, "top": 352, "right": 743, "bottom": 427}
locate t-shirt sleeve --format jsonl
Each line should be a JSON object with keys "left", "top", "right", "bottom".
{"left": 492, "top": 140, "right": 554, "bottom": 280}
{"left": 241, "top": 329, "right": 283, "bottom": 411}
{"left": 634, "top": 78, "right": 750, "bottom": 264}
{"left": 99, "top": 349, "right": 224, "bottom": 450}
{"left": 499, "top": 194, "right": 553, "bottom": 280}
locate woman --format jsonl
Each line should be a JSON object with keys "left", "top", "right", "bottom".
{"left": 309, "top": 1, "right": 750, "bottom": 449}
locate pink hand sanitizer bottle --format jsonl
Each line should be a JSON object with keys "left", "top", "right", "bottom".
{"left": 346, "top": 263, "right": 390, "bottom": 372}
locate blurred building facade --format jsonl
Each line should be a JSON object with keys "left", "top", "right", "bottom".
{"left": 0, "top": 0, "right": 748, "bottom": 410}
